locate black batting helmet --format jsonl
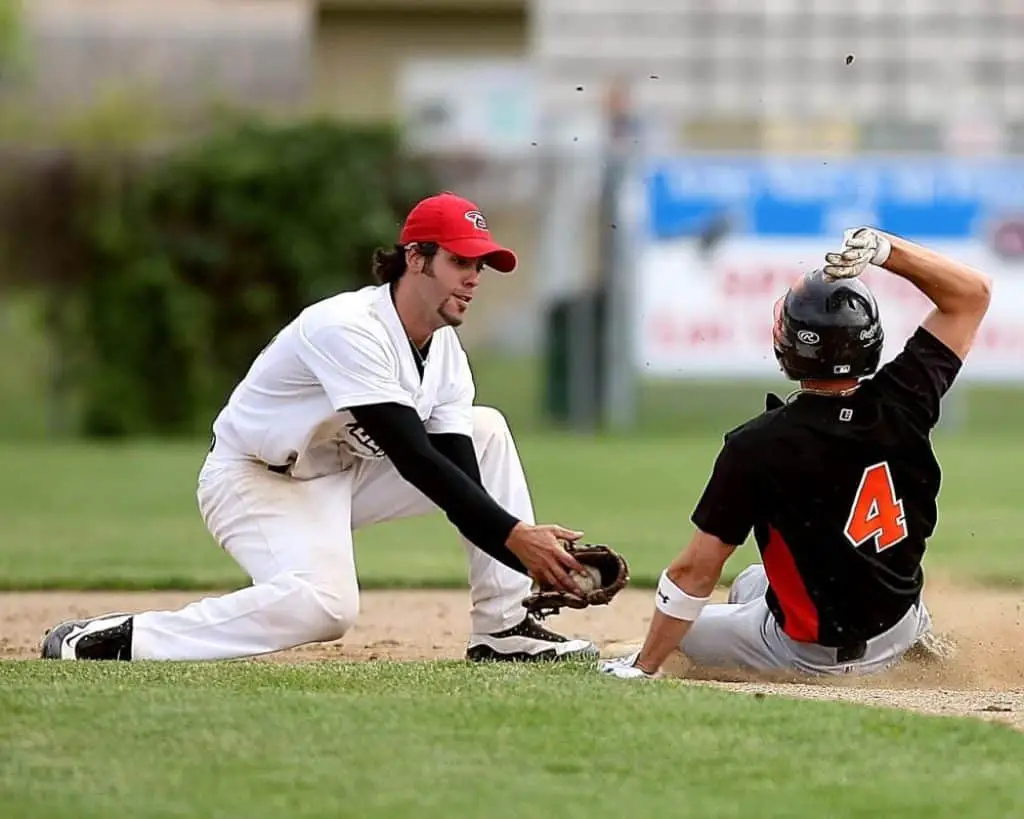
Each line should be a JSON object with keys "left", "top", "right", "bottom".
{"left": 772, "top": 269, "right": 884, "bottom": 381}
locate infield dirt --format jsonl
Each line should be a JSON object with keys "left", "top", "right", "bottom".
{"left": 3, "top": 575, "right": 1021, "bottom": 728}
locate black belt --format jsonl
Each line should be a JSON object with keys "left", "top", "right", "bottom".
{"left": 835, "top": 641, "right": 867, "bottom": 663}
{"left": 210, "top": 432, "right": 292, "bottom": 475}
{"left": 831, "top": 602, "right": 921, "bottom": 663}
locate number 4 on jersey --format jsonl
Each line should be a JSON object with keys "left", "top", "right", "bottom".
{"left": 844, "top": 462, "right": 908, "bottom": 553}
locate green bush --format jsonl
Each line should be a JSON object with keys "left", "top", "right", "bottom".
{"left": 1, "top": 117, "right": 437, "bottom": 437}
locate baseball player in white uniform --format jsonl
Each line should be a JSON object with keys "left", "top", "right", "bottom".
{"left": 41, "top": 191, "right": 599, "bottom": 664}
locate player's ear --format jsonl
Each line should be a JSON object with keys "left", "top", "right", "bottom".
{"left": 404, "top": 244, "right": 422, "bottom": 275}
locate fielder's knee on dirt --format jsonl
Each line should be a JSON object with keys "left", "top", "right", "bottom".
{"left": 291, "top": 571, "right": 360, "bottom": 643}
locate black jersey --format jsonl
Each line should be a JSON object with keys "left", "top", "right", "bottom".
{"left": 691, "top": 327, "right": 962, "bottom": 648}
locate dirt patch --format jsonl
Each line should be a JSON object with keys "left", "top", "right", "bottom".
{"left": 2, "top": 577, "right": 1022, "bottom": 728}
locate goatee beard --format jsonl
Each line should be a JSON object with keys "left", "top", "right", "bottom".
{"left": 437, "top": 305, "right": 463, "bottom": 327}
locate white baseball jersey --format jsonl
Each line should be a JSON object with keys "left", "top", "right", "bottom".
{"left": 210, "top": 284, "right": 475, "bottom": 480}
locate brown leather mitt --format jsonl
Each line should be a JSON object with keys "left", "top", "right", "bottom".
{"left": 522, "top": 543, "right": 630, "bottom": 619}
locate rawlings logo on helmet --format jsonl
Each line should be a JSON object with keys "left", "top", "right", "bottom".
{"left": 464, "top": 210, "right": 488, "bottom": 231}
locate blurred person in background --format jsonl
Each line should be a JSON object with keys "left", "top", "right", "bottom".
{"left": 41, "top": 192, "right": 600, "bottom": 664}
{"left": 600, "top": 228, "right": 991, "bottom": 680}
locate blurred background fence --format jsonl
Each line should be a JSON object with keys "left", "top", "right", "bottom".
{"left": 2, "top": 0, "right": 1024, "bottom": 443}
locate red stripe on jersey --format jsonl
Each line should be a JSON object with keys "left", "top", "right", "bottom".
{"left": 762, "top": 525, "right": 819, "bottom": 643}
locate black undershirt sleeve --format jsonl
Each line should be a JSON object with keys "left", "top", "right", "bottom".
{"left": 428, "top": 432, "right": 484, "bottom": 485}
{"left": 348, "top": 402, "right": 528, "bottom": 575}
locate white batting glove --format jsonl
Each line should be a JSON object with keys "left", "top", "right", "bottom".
{"left": 823, "top": 227, "right": 892, "bottom": 279}
{"left": 598, "top": 650, "right": 654, "bottom": 680}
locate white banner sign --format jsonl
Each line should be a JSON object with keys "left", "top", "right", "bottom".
{"left": 637, "top": 237, "right": 1024, "bottom": 382}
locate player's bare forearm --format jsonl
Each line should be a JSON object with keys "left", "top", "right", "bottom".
{"left": 635, "top": 550, "right": 723, "bottom": 674}
{"left": 882, "top": 235, "right": 992, "bottom": 316}
{"left": 878, "top": 234, "right": 992, "bottom": 360}
{"left": 634, "top": 610, "right": 696, "bottom": 674}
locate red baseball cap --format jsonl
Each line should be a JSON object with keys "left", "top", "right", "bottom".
{"left": 399, "top": 192, "right": 518, "bottom": 274}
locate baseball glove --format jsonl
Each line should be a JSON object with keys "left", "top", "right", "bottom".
{"left": 522, "top": 542, "right": 630, "bottom": 619}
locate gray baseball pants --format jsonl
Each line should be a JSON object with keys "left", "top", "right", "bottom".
{"left": 680, "top": 564, "right": 931, "bottom": 676}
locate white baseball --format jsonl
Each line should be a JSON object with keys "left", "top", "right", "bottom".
{"left": 572, "top": 565, "right": 602, "bottom": 593}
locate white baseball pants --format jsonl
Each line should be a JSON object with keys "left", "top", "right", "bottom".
{"left": 130, "top": 406, "right": 534, "bottom": 661}
{"left": 680, "top": 564, "right": 932, "bottom": 676}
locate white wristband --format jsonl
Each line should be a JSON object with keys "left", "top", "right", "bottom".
{"left": 655, "top": 570, "right": 710, "bottom": 622}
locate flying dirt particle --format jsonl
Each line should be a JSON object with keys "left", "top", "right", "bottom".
{"left": 576, "top": 86, "right": 584, "bottom": 91}
{"left": 845, "top": 54, "right": 855, "bottom": 65}
{"left": 649, "top": 74, "right": 659, "bottom": 80}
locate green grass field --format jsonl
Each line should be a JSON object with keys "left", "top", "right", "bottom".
{"left": 3, "top": 661, "right": 1023, "bottom": 819}
{"left": 2, "top": 432, "right": 1024, "bottom": 816}
{"left": 1, "top": 430, "right": 1023, "bottom": 591}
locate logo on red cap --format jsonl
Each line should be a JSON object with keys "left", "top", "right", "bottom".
{"left": 464, "top": 210, "right": 487, "bottom": 231}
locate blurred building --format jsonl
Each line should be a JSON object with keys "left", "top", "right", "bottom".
{"left": 17, "top": 0, "right": 312, "bottom": 113}
{"left": 532, "top": 1, "right": 1024, "bottom": 157}
{"left": 13, "top": 0, "right": 1024, "bottom": 350}
{"left": 311, "top": 0, "right": 538, "bottom": 348}
{"left": 311, "top": 0, "right": 527, "bottom": 122}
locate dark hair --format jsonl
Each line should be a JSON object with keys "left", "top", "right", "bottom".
{"left": 371, "top": 242, "right": 438, "bottom": 284}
